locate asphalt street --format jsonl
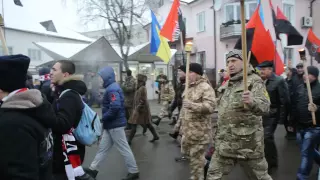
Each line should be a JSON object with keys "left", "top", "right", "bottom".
{"left": 83, "top": 101, "right": 319, "bottom": 180}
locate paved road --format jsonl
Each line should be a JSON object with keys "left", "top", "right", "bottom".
{"left": 83, "top": 101, "right": 319, "bottom": 180}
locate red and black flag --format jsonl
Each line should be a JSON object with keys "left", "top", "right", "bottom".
{"left": 305, "top": 29, "right": 320, "bottom": 63}
{"left": 176, "top": 8, "right": 186, "bottom": 46}
{"left": 234, "top": 4, "right": 275, "bottom": 67}
{"left": 269, "top": 0, "right": 303, "bottom": 46}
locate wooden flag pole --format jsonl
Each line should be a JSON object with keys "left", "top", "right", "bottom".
{"left": 0, "top": 15, "right": 8, "bottom": 55}
{"left": 184, "top": 42, "right": 192, "bottom": 98}
{"left": 240, "top": 0, "right": 248, "bottom": 108}
{"left": 300, "top": 49, "right": 316, "bottom": 125}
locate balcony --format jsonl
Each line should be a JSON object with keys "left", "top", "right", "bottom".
{"left": 220, "top": 20, "right": 249, "bottom": 40}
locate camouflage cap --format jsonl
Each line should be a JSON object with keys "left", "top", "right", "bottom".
{"left": 226, "top": 49, "right": 243, "bottom": 61}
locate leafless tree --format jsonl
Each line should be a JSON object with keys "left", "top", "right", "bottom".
{"left": 76, "top": 0, "right": 150, "bottom": 70}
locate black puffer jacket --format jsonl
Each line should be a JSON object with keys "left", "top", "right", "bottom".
{"left": 292, "top": 81, "right": 320, "bottom": 128}
{"left": 263, "top": 73, "right": 290, "bottom": 126}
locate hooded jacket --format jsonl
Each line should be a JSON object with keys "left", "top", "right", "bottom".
{"left": 52, "top": 75, "right": 87, "bottom": 174}
{"left": 99, "top": 67, "right": 126, "bottom": 129}
{"left": 0, "top": 89, "right": 56, "bottom": 180}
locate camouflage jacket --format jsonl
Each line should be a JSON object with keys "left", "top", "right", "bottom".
{"left": 121, "top": 76, "right": 136, "bottom": 108}
{"left": 160, "top": 83, "right": 175, "bottom": 102}
{"left": 180, "top": 77, "right": 216, "bottom": 145}
{"left": 215, "top": 66, "right": 270, "bottom": 159}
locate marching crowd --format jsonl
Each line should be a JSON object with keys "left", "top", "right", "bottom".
{"left": 0, "top": 48, "right": 320, "bottom": 180}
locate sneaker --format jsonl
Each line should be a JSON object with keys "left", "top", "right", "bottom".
{"left": 83, "top": 168, "right": 98, "bottom": 179}
{"left": 75, "top": 173, "right": 95, "bottom": 180}
{"left": 175, "top": 156, "right": 188, "bottom": 162}
{"left": 122, "top": 172, "right": 140, "bottom": 180}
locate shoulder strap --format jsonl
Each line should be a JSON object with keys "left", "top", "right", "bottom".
{"left": 59, "top": 89, "right": 72, "bottom": 98}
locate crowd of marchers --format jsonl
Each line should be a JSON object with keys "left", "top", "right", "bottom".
{"left": 0, "top": 48, "right": 320, "bottom": 180}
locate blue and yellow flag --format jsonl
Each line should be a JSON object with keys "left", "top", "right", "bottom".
{"left": 150, "top": 10, "right": 171, "bottom": 63}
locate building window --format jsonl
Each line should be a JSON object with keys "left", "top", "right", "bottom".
{"left": 0, "top": 46, "right": 13, "bottom": 55}
{"left": 196, "top": 11, "right": 205, "bottom": 32}
{"left": 283, "top": 1, "right": 295, "bottom": 25}
{"left": 196, "top": 51, "right": 206, "bottom": 68}
{"left": 28, "top": 49, "right": 42, "bottom": 60}
{"left": 224, "top": 1, "right": 257, "bottom": 22}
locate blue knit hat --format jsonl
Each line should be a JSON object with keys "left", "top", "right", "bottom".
{"left": 0, "top": 54, "right": 30, "bottom": 92}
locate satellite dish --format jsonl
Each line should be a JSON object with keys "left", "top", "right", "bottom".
{"left": 214, "top": 0, "right": 222, "bottom": 11}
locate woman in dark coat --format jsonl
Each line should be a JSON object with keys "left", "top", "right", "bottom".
{"left": 128, "top": 74, "right": 159, "bottom": 145}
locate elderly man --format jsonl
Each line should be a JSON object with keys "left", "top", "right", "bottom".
{"left": 258, "top": 61, "right": 290, "bottom": 173}
{"left": 207, "top": 49, "right": 272, "bottom": 180}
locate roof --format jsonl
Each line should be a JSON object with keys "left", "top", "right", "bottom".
{"left": 34, "top": 36, "right": 177, "bottom": 65}
{"left": 2, "top": 0, "right": 93, "bottom": 42}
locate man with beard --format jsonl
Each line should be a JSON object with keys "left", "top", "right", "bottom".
{"left": 0, "top": 55, "right": 56, "bottom": 180}
{"left": 207, "top": 49, "right": 272, "bottom": 180}
{"left": 258, "top": 61, "right": 289, "bottom": 173}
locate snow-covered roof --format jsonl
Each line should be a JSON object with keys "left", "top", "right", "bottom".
{"left": 33, "top": 42, "right": 89, "bottom": 59}
{"left": 34, "top": 37, "right": 177, "bottom": 65}
{"left": 2, "top": 1, "right": 93, "bottom": 42}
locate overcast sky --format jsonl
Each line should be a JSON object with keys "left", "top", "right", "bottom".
{"left": 0, "top": 0, "right": 103, "bottom": 32}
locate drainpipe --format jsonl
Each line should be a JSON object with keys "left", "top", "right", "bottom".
{"left": 310, "top": 0, "right": 316, "bottom": 17}
{"left": 213, "top": 0, "right": 217, "bottom": 87}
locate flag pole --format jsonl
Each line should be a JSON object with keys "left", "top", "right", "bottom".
{"left": 240, "top": 0, "right": 248, "bottom": 107}
{"left": 179, "top": 33, "right": 185, "bottom": 65}
{"left": 0, "top": 14, "right": 8, "bottom": 55}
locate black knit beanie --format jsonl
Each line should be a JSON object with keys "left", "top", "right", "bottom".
{"left": 307, "top": 66, "right": 319, "bottom": 78}
{"left": 189, "top": 63, "right": 203, "bottom": 76}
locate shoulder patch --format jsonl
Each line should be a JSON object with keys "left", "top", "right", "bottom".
{"left": 263, "top": 89, "right": 270, "bottom": 100}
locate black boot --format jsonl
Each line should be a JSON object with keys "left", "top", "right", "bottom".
{"left": 169, "top": 131, "right": 179, "bottom": 139}
{"left": 83, "top": 168, "right": 98, "bottom": 179}
{"left": 153, "top": 117, "right": 161, "bottom": 126}
{"left": 122, "top": 172, "right": 139, "bottom": 180}
{"left": 147, "top": 124, "right": 159, "bottom": 142}
{"left": 127, "top": 125, "right": 137, "bottom": 145}
{"left": 169, "top": 117, "right": 177, "bottom": 125}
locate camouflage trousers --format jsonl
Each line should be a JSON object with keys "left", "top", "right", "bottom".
{"left": 181, "top": 139, "right": 208, "bottom": 180}
{"left": 158, "top": 101, "right": 169, "bottom": 119}
{"left": 206, "top": 152, "right": 272, "bottom": 180}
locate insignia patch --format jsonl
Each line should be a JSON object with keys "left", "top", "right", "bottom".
{"left": 111, "top": 94, "right": 116, "bottom": 101}
{"left": 263, "top": 89, "right": 270, "bottom": 100}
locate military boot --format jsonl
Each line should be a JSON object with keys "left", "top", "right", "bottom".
{"left": 169, "top": 116, "right": 177, "bottom": 125}
{"left": 75, "top": 173, "right": 95, "bottom": 180}
{"left": 148, "top": 124, "right": 159, "bottom": 142}
{"left": 169, "top": 131, "right": 179, "bottom": 139}
{"left": 153, "top": 117, "right": 161, "bottom": 126}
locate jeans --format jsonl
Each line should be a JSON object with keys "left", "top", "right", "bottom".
{"left": 90, "top": 127, "right": 139, "bottom": 173}
{"left": 296, "top": 127, "right": 320, "bottom": 180}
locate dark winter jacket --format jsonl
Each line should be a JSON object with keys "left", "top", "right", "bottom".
{"left": 0, "top": 89, "right": 56, "bottom": 180}
{"left": 292, "top": 80, "right": 320, "bottom": 128}
{"left": 99, "top": 66, "right": 126, "bottom": 130}
{"left": 52, "top": 75, "right": 87, "bottom": 174}
{"left": 263, "top": 73, "right": 290, "bottom": 126}
{"left": 39, "top": 80, "right": 54, "bottom": 103}
{"left": 170, "top": 77, "right": 185, "bottom": 112}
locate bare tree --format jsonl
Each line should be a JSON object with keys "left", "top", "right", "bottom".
{"left": 76, "top": 0, "right": 149, "bottom": 70}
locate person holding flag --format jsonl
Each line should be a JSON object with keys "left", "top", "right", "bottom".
{"left": 206, "top": 49, "right": 272, "bottom": 180}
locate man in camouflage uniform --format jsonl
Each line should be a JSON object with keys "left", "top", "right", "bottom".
{"left": 153, "top": 77, "right": 175, "bottom": 126}
{"left": 180, "top": 63, "right": 216, "bottom": 180}
{"left": 121, "top": 70, "right": 136, "bottom": 129}
{"left": 207, "top": 49, "right": 272, "bottom": 180}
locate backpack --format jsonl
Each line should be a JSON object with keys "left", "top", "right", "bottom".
{"left": 59, "top": 89, "right": 102, "bottom": 146}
